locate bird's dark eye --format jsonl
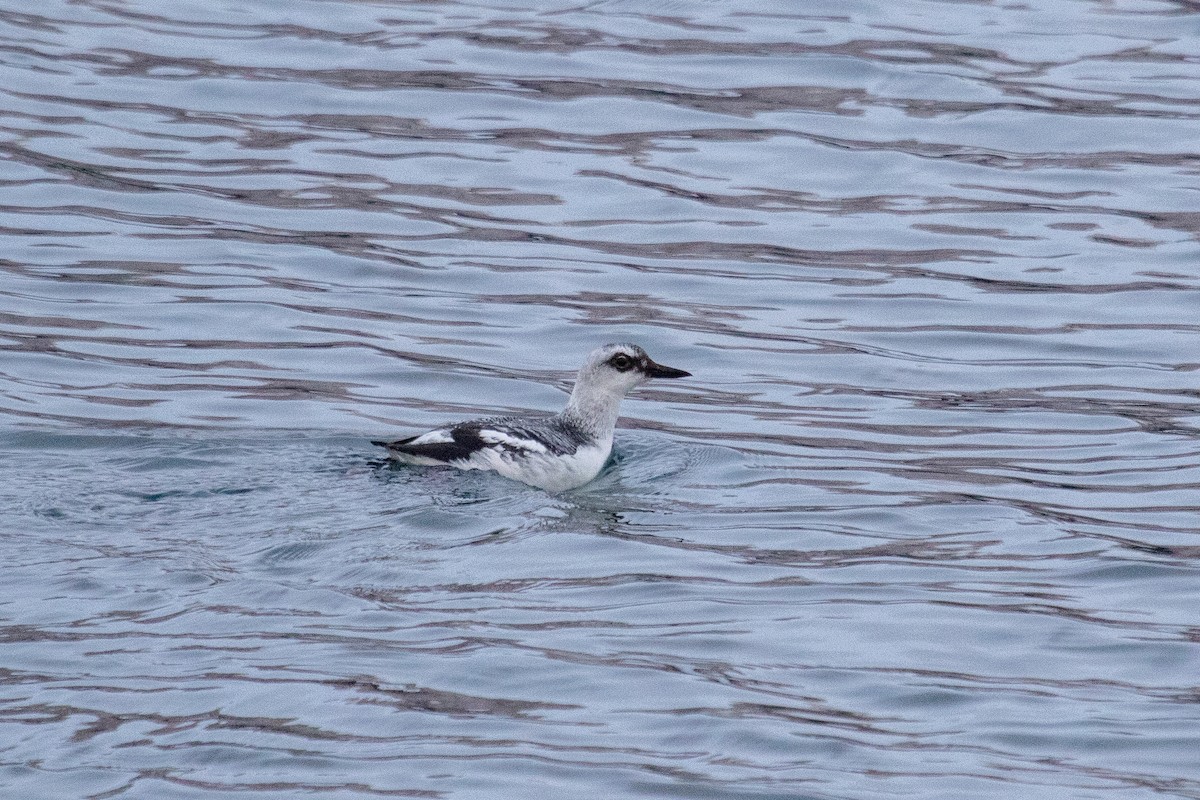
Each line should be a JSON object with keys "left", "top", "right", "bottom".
{"left": 609, "top": 353, "right": 634, "bottom": 371}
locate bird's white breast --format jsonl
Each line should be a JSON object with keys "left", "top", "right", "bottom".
{"left": 464, "top": 443, "right": 610, "bottom": 492}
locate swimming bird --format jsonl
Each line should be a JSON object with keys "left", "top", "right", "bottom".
{"left": 373, "top": 343, "right": 690, "bottom": 491}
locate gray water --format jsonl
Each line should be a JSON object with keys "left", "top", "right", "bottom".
{"left": 2, "top": 0, "right": 1199, "bottom": 798}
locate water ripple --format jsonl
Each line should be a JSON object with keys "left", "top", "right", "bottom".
{"left": 2, "top": 0, "right": 1199, "bottom": 798}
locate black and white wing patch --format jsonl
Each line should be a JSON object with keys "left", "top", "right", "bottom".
{"left": 373, "top": 416, "right": 579, "bottom": 465}
{"left": 373, "top": 425, "right": 494, "bottom": 464}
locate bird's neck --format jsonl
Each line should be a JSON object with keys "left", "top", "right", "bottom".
{"left": 563, "top": 380, "right": 623, "bottom": 443}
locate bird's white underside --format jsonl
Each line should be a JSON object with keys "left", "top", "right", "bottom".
{"left": 389, "top": 439, "right": 610, "bottom": 492}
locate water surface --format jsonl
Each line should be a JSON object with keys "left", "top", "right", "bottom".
{"left": 2, "top": 0, "right": 1199, "bottom": 798}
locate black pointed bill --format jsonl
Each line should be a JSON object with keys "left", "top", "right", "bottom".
{"left": 642, "top": 358, "right": 690, "bottom": 379}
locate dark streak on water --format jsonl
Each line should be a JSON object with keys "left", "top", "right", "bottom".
{"left": 2, "top": 0, "right": 1200, "bottom": 798}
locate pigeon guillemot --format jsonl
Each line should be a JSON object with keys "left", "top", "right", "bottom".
{"left": 374, "top": 343, "right": 690, "bottom": 491}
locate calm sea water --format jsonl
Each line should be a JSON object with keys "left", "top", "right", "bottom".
{"left": 2, "top": 0, "right": 1199, "bottom": 798}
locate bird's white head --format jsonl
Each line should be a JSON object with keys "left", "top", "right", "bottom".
{"left": 564, "top": 343, "right": 690, "bottom": 436}
{"left": 579, "top": 342, "right": 690, "bottom": 392}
